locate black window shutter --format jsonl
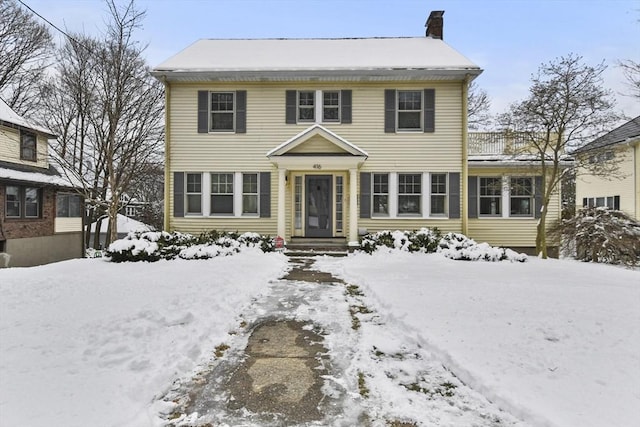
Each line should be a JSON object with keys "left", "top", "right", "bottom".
{"left": 582, "top": 198, "right": 587, "bottom": 208}
{"left": 341, "top": 90, "right": 352, "bottom": 124}
{"left": 259, "top": 172, "right": 271, "bottom": 218}
{"left": 448, "top": 172, "right": 460, "bottom": 218}
{"left": 285, "top": 90, "right": 297, "bottom": 124}
{"left": 614, "top": 195, "right": 620, "bottom": 210}
{"left": 360, "top": 172, "right": 371, "bottom": 218}
{"left": 384, "top": 89, "right": 396, "bottom": 133}
{"left": 173, "top": 172, "right": 185, "bottom": 217}
{"left": 424, "top": 89, "right": 435, "bottom": 133}
{"left": 197, "top": 91, "right": 209, "bottom": 133}
{"left": 235, "top": 90, "right": 246, "bottom": 133}
{"left": 534, "top": 176, "right": 543, "bottom": 219}
{"left": 468, "top": 176, "right": 478, "bottom": 218}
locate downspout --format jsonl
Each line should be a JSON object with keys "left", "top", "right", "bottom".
{"left": 461, "top": 74, "right": 470, "bottom": 235}
{"left": 162, "top": 77, "right": 171, "bottom": 232}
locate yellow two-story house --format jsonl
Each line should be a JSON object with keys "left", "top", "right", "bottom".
{"left": 575, "top": 116, "right": 640, "bottom": 220}
{"left": 152, "top": 11, "right": 561, "bottom": 254}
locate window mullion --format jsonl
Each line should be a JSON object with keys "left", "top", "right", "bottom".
{"left": 502, "top": 176, "right": 509, "bottom": 218}
{"left": 234, "top": 172, "right": 242, "bottom": 217}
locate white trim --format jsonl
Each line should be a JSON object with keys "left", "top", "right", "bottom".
{"left": 267, "top": 124, "right": 368, "bottom": 157}
{"left": 233, "top": 172, "right": 242, "bottom": 217}
{"left": 422, "top": 172, "right": 429, "bottom": 217}
{"left": 388, "top": 172, "right": 398, "bottom": 218}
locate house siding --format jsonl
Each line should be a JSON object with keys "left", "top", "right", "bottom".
{"left": 466, "top": 167, "right": 561, "bottom": 249}
{"left": 0, "top": 124, "right": 49, "bottom": 169}
{"left": 166, "top": 81, "right": 465, "bottom": 239}
{"left": 576, "top": 144, "right": 639, "bottom": 220}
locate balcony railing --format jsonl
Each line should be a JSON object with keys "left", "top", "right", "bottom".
{"left": 468, "top": 132, "right": 538, "bottom": 156}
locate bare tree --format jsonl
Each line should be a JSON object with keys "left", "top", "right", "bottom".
{"left": 500, "top": 54, "right": 621, "bottom": 258}
{"left": 41, "top": 0, "right": 164, "bottom": 247}
{"left": 0, "top": 0, "right": 53, "bottom": 115}
{"left": 467, "top": 80, "right": 492, "bottom": 130}
{"left": 619, "top": 59, "right": 640, "bottom": 100}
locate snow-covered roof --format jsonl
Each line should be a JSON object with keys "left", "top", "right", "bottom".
{"left": 0, "top": 98, "right": 56, "bottom": 137}
{"left": 0, "top": 160, "right": 79, "bottom": 188}
{"left": 152, "top": 37, "right": 482, "bottom": 81}
{"left": 90, "top": 213, "right": 151, "bottom": 234}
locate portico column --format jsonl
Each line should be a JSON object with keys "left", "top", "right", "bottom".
{"left": 349, "top": 168, "right": 358, "bottom": 246}
{"left": 277, "top": 167, "right": 287, "bottom": 241}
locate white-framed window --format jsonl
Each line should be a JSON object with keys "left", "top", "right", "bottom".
{"left": 5, "top": 186, "right": 20, "bottom": 217}
{"left": 5, "top": 185, "right": 41, "bottom": 218}
{"left": 397, "top": 90, "right": 422, "bottom": 131}
{"left": 57, "top": 193, "right": 82, "bottom": 217}
{"left": 479, "top": 177, "right": 502, "bottom": 216}
{"left": 323, "top": 91, "right": 340, "bottom": 122}
{"left": 335, "top": 176, "right": 344, "bottom": 232}
{"left": 373, "top": 173, "right": 389, "bottom": 216}
{"left": 398, "top": 173, "right": 421, "bottom": 214}
{"left": 20, "top": 131, "right": 37, "bottom": 161}
{"left": 210, "top": 92, "right": 235, "bottom": 131}
{"left": 583, "top": 196, "right": 619, "bottom": 210}
{"left": 242, "top": 173, "right": 258, "bottom": 215}
{"left": 211, "top": 173, "right": 234, "bottom": 215}
{"left": 185, "top": 173, "right": 202, "bottom": 215}
{"left": 430, "top": 173, "right": 447, "bottom": 215}
{"left": 294, "top": 176, "right": 302, "bottom": 229}
{"left": 509, "top": 177, "right": 533, "bottom": 216}
{"left": 298, "top": 91, "right": 315, "bottom": 122}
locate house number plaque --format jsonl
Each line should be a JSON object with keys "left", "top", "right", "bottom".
{"left": 313, "top": 164, "right": 322, "bottom": 169}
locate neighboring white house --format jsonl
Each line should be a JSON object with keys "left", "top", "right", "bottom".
{"left": 575, "top": 116, "right": 640, "bottom": 220}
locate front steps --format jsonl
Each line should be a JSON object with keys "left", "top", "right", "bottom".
{"left": 284, "top": 237, "right": 349, "bottom": 257}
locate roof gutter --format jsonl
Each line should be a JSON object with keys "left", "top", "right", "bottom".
{"left": 150, "top": 68, "right": 482, "bottom": 83}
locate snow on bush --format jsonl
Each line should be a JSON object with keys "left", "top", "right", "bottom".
{"left": 551, "top": 207, "right": 640, "bottom": 266}
{"left": 106, "top": 230, "right": 274, "bottom": 262}
{"left": 359, "top": 228, "right": 528, "bottom": 262}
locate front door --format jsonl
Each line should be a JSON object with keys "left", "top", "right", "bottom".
{"left": 305, "top": 175, "right": 332, "bottom": 237}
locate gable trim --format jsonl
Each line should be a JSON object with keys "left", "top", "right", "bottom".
{"left": 266, "top": 124, "right": 368, "bottom": 158}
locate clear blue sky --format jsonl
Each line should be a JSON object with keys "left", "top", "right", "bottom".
{"left": 24, "top": 0, "right": 640, "bottom": 118}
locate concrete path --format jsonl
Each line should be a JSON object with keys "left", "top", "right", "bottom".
{"left": 160, "top": 257, "right": 355, "bottom": 426}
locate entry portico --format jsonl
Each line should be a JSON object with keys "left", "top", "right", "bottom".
{"left": 267, "top": 124, "right": 367, "bottom": 246}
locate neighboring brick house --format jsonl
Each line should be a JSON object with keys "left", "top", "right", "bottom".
{"left": 151, "top": 10, "right": 563, "bottom": 254}
{"left": 575, "top": 116, "right": 640, "bottom": 220}
{"left": 0, "top": 99, "right": 84, "bottom": 267}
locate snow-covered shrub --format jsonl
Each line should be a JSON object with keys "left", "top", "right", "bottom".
{"left": 106, "top": 230, "right": 274, "bottom": 262}
{"left": 359, "top": 228, "right": 442, "bottom": 254}
{"left": 551, "top": 207, "right": 640, "bottom": 266}
{"left": 358, "top": 229, "right": 528, "bottom": 262}
{"left": 438, "top": 232, "right": 528, "bottom": 262}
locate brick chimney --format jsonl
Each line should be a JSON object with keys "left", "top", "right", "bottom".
{"left": 425, "top": 10, "right": 444, "bottom": 39}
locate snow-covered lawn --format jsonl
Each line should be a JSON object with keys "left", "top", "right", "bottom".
{"left": 0, "top": 251, "right": 289, "bottom": 427}
{"left": 1, "top": 250, "right": 638, "bottom": 426}
{"left": 316, "top": 252, "right": 640, "bottom": 427}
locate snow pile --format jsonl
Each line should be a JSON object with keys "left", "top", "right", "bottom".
{"left": 360, "top": 228, "right": 527, "bottom": 262}
{"left": 106, "top": 230, "right": 275, "bottom": 262}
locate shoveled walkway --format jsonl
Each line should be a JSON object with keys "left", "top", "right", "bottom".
{"left": 158, "top": 257, "right": 358, "bottom": 426}
{"left": 158, "top": 256, "right": 526, "bottom": 427}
